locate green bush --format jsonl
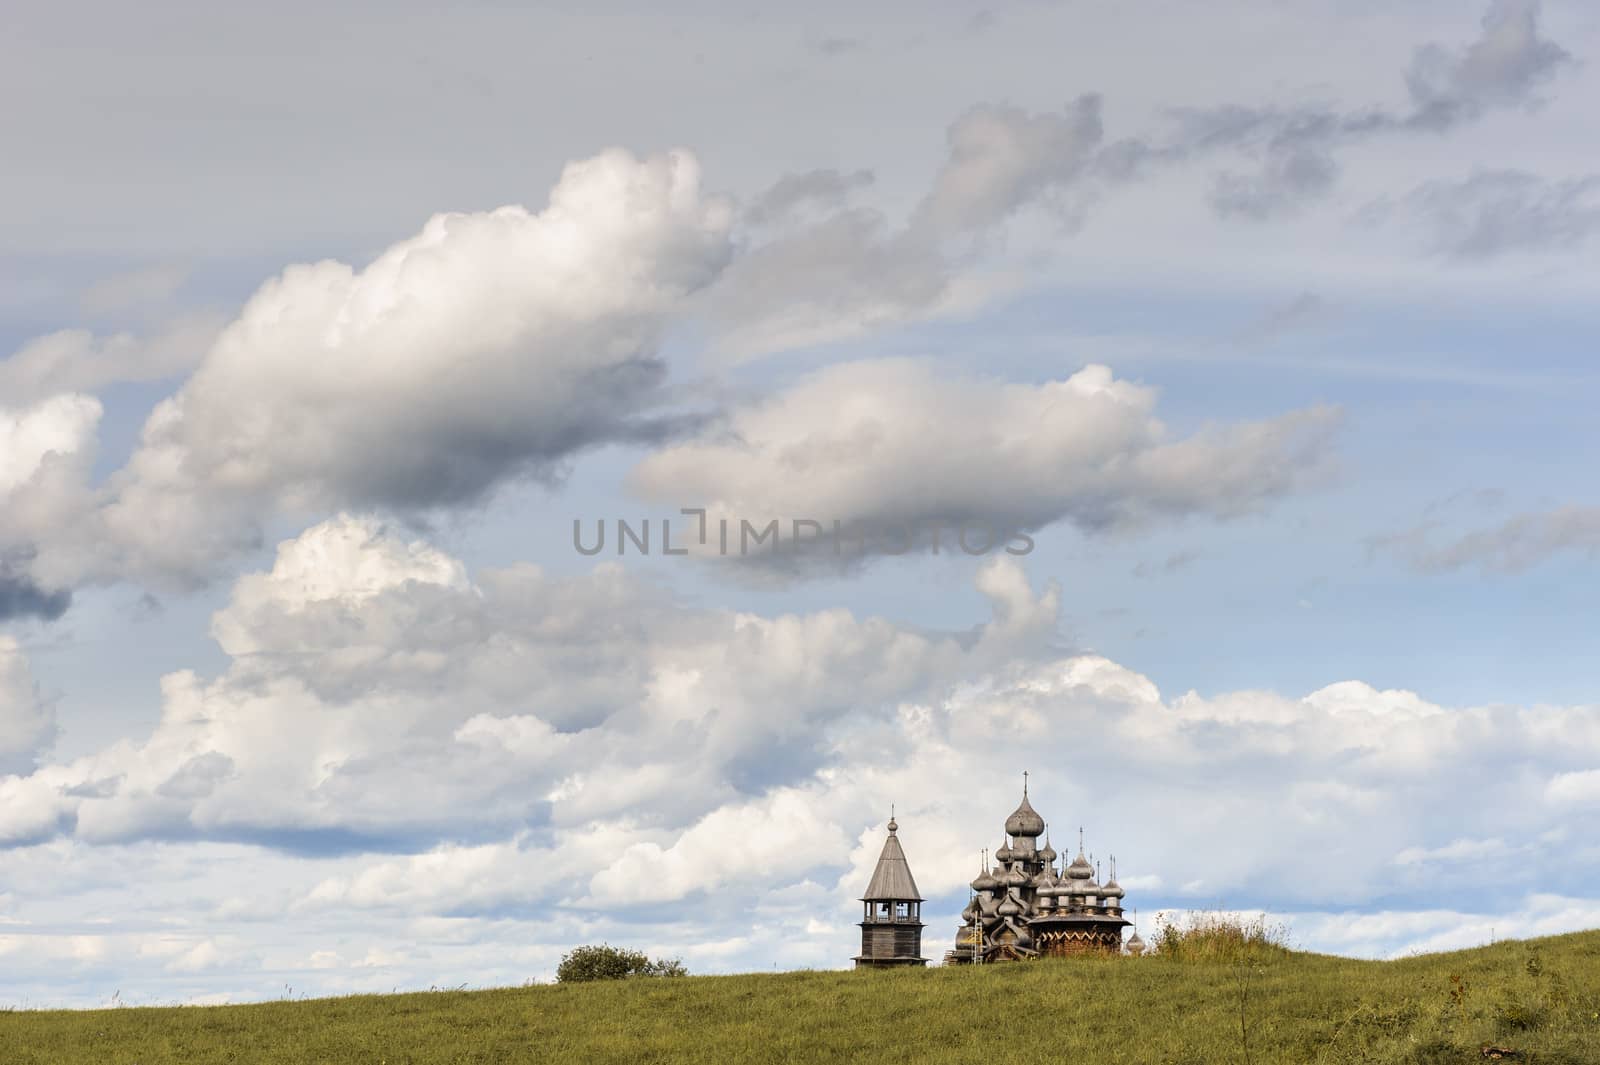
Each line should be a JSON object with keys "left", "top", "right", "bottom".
{"left": 555, "top": 944, "right": 687, "bottom": 983}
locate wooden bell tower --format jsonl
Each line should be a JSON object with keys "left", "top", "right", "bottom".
{"left": 853, "top": 811, "right": 927, "bottom": 968}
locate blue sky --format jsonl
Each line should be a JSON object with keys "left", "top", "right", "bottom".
{"left": 2, "top": 0, "right": 1599, "bottom": 1007}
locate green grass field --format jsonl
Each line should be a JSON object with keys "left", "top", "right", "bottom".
{"left": 5, "top": 931, "right": 1598, "bottom": 1064}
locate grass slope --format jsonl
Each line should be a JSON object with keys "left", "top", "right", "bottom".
{"left": 5, "top": 932, "right": 1599, "bottom": 1064}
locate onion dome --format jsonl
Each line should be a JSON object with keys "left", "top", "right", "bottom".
{"left": 1031, "top": 868, "right": 1058, "bottom": 891}
{"left": 1102, "top": 856, "right": 1125, "bottom": 899}
{"left": 961, "top": 901, "right": 979, "bottom": 923}
{"left": 1065, "top": 853, "right": 1093, "bottom": 880}
{"left": 1039, "top": 838, "right": 1058, "bottom": 865}
{"left": 994, "top": 838, "right": 1014, "bottom": 863}
{"left": 1126, "top": 931, "right": 1146, "bottom": 956}
{"left": 1006, "top": 866, "right": 1028, "bottom": 888}
{"left": 997, "top": 894, "right": 1022, "bottom": 917}
{"left": 1004, "top": 787, "right": 1045, "bottom": 839}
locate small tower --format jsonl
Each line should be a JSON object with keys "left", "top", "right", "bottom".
{"left": 854, "top": 812, "right": 927, "bottom": 968}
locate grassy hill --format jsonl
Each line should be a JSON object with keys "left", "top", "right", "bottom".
{"left": 5, "top": 931, "right": 1598, "bottom": 1064}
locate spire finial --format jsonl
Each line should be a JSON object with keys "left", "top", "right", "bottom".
{"left": 1023, "top": 769, "right": 1029, "bottom": 797}
{"left": 1079, "top": 826, "right": 1085, "bottom": 854}
{"left": 887, "top": 804, "right": 897, "bottom": 833}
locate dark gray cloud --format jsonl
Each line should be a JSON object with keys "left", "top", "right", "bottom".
{"left": 1153, "top": 1, "right": 1573, "bottom": 219}
{"left": 744, "top": 168, "right": 876, "bottom": 226}
{"left": 913, "top": 95, "right": 1105, "bottom": 236}
{"left": 0, "top": 571, "right": 71, "bottom": 622}
{"left": 1132, "top": 551, "right": 1203, "bottom": 578}
{"left": 1395, "top": 170, "right": 1600, "bottom": 257}
{"left": 1210, "top": 146, "right": 1340, "bottom": 220}
{"left": 1375, "top": 505, "right": 1600, "bottom": 574}
{"left": 1234, "top": 292, "right": 1335, "bottom": 346}
{"left": 1404, "top": 0, "right": 1572, "bottom": 130}
{"left": 810, "top": 35, "right": 863, "bottom": 57}
{"left": 706, "top": 96, "right": 1108, "bottom": 356}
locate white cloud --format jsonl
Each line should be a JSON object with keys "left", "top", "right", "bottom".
{"left": 0, "top": 314, "right": 224, "bottom": 407}
{"left": 77, "top": 263, "right": 189, "bottom": 318}
{"left": 211, "top": 515, "right": 468, "bottom": 656}
{"left": 5, "top": 519, "right": 1598, "bottom": 936}
{"left": 631, "top": 359, "right": 1340, "bottom": 565}
{"left": 0, "top": 394, "right": 99, "bottom": 501}
{"left": 0, "top": 516, "right": 1056, "bottom": 852}
{"left": 0, "top": 517, "right": 1596, "bottom": 1001}
{"left": 1545, "top": 768, "right": 1600, "bottom": 805}
{"left": 0, "top": 395, "right": 99, "bottom": 619}
{"left": 913, "top": 96, "right": 1105, "bottom": 236}
{"left": 35, "top": 150, "right": 734, "bottom": 590}
{"left": 0, "top": 639, "right": 54, "bottom": 775}
{"left": 1394, "top": 837, "right": 1508, "bottom": 866}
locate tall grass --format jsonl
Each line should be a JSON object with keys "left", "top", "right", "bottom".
{"left": 1150, "top": 909, "right": 1292, "bottom": 964}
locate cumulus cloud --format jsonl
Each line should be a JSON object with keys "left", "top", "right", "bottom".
{"left": 630, "top": 359, "right": 1340, "bottom": 566}
{"left": 0, "top": 395, "right": 100, "bottom": 616}
{"left": 3, "top": 520, "right": 1599, "bottom": 1001}
{"left": 0, "top": 394, "right": 100, "bottom": 501}
{"left": 0, "top": 314, "right": 224, "bottom": 407}
{"left": 42, "top": 149, "right": 732, "bottom": 589}
{"left": 0, "top": 516, "right": 1054, "bottom": 852}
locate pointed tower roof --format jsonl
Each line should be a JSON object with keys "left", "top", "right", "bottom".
{"left": 860, "top": 814, "right": 924, "bottom": 901}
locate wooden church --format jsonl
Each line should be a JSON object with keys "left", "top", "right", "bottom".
{"left": 854, "top": 778, "right": 1145, "bottom": 968}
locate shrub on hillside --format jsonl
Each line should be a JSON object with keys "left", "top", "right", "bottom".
{"left": 1150, "top": 910, "right": 1291, "bottom": 964}
{"left": 555, "top": 944, "right": 688, "bottom": 983}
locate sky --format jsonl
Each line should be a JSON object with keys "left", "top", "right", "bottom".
{"left": 2, "top": 0, "right": 1599, "bottom": 1007}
